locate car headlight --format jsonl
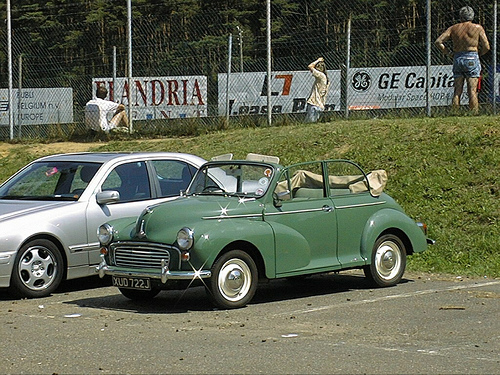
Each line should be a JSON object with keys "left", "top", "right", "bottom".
{"left": 98, "top": 223, "right": 114, "bottom": 246}
{"left": 176, "top": 227, "right": 194, "bottom": 250}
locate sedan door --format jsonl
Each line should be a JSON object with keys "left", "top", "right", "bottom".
{"left": 85, "top": 159, "right": 197, "bottom": 266}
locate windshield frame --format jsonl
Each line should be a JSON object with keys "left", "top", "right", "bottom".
{"left": 186, "top": 161, "right": 277, "bottom": 198}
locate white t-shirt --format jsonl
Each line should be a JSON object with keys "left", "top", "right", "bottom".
{"left": 85, "top": 98, "right": 120, "bottom": 132}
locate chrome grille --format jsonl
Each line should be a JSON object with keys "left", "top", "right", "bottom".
{"left": 110, "top": 242, "right": 176, "bottom": 269}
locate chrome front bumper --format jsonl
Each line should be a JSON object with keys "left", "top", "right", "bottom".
{"left": 97, "top": 257, "right": 211, "bottom": 283}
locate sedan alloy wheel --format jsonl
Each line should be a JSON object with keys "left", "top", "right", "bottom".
{"left": 10, "top": 239, "right": 64, "bottom": 298}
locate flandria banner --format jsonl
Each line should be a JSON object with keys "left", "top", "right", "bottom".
{"left": 92, "top": 76, "right": 208, "bottom": 120}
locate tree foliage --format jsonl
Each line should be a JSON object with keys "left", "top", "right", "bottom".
{"left": 1, "top": 0, "right": 495, "bottom": 89}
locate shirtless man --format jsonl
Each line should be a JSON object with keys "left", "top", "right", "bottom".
{"left": 435, "top": 6, "right": 490, "bottom": 113}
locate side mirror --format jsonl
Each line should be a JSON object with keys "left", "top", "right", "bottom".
{"left": 96, "top": 190, "right": 120, "bottom": 205}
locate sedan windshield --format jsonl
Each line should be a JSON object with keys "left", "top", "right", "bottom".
{"left": 187, "top": 163, "right": 274, "bottom": 197}
{"left": 0, "top": 161, "right": 102, "bottom": 201}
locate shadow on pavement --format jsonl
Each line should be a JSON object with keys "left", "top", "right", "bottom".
{"left": 0, "top": 275, "right": 113, "bottom": 301}
{"left": 63, "top": 271, "right": 414, "bottom": 314}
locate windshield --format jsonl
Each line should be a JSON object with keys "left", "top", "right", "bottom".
{"left": 0, "top": 161, "right": 102, "bottom": 201}
{"left": 187, "top": 163, "right": 274, "bottom": 197}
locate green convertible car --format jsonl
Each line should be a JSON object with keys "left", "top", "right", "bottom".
{"left": 98, "top": 154, "right": 433, "bottom": 309}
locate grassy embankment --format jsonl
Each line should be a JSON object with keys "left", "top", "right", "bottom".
{"left": 0, "top": 115, "right": 498, "bottom": 277}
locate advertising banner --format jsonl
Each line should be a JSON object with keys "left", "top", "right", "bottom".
{"left": 218, "top": 71, "right": 342, "bottom": 116}
{"left": 0, "top": 88, "right": 73, "bottom": 126}
{"left": 93, "top": 76, "right": 207, "bottom": 119}
{"left": 347, "top": 65, "right": 462, "bottom": 109}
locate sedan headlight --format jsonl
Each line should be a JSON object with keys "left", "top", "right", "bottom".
{"left": 176, "top": 227, "right": 194, "bottom": 250}
{"left": 98, "top": 223, "right": 114, "bottom": 246}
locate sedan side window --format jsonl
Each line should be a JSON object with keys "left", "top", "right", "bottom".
{"left": 102, "top": 162, "right": 151, "bottom": 202}
{"left": 151, "top": 160, "right": 195, "bottom": 197}
{"left": 70, "top": 164, "right": 100, "bottom": 197}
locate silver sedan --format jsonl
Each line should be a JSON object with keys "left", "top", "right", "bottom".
{"left": 0, "top": 152, "right": 206, "bottom": 298}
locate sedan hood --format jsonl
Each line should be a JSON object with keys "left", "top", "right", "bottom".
{"left": 0, "top": 200, "right": 73, "bottom": 222}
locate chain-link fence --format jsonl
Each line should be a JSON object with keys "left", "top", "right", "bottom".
{"left": 1, "top": 1, "right": 498, "bottom": 140}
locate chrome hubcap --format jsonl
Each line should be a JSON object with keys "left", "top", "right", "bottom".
{"left": 218, "top": 259, "right": 251, "bottom": 302}
{"left": 381, "top": 251, "right": 395, "bottom": 270}
{"left": 375, "top": 241, "right": 401, "bottom": 280}
{"left": 227, "top": 269, "right": 243, "bottom": 290}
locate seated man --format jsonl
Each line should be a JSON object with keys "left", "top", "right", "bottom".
{"left": 85, "top": 86, "right": 129, "bottom": 133}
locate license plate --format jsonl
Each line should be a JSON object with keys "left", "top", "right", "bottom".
{"left": 112, "top": 276, "right": 151, "bottom": 290}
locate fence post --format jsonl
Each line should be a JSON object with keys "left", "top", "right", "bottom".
{"left": 18, "top": 54, "right": 22, "bottom": 137}
{"left": 113, "top": 46, "right": 117, "bottom": 101}
{"left": 344, "top": 15, "right": 351, "bottom": 119}
{"left": 237, "top": 26, "right": 243, "bottom": 73}
{"left": 426, "top": 0, "right": 431, "bottom": 117}
{"left": 226, "top": 33, "right": 233, "bottom": 125}
{"left": 266, "top": 0, "right": 271, "bottom": 127}
{"left": 494, "top": 0, "right": 498, "bottom": 114}
{"left": 7, "top": 0, "right": 14, "bottom": 140}
{"left": 127, "top": 0, "right": 133, "bottom": 133}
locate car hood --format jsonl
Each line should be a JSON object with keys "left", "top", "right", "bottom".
{"left": 0, "top": 200, "right": 73, "bottom": 222}
{"left": 124, "top": 195, "right": 264, "bottom": 242}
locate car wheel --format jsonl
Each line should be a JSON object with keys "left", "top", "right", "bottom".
{"left": 364, "top": 234, "right": 406, "bottom": 287}
{"left": 119, "top": 288, "right": 161, "bottom": 300}
{"left": 9, "top": 239, "right": 64, "bottom": 298}
{"left": 208, "top": 250, "right": 258, "bottom": 309}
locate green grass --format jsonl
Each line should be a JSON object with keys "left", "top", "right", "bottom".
{"left": 1, "top": 115, "right": 499, "bottom": 277}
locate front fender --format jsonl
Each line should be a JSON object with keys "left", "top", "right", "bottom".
{"left": 190, "top": 217, "right": 276, "bottom": 278}
{"left": 107, "top": 217, "right": 138, "bottom": 241}
{"left": 1, "top": 214, "right": 68, "bottom": 255}
{"left": 360, "top": 208, "right": 428, "bottom": 262}
{"left": 0, "top": 217, "right": 70, "bottom": 288}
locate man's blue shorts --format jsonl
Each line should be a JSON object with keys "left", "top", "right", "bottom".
{"left": 453, "top": 51, "right": 481, "bottom": 78}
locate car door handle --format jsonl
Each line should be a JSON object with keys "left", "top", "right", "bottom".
{"left": 322, "top": 205, "right": 333, "bottom": 212}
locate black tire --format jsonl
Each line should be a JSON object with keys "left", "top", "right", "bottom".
{"left": 208, "top": 250, "right": 258, "bottom": 309}
{"left": 9, "top": 239, "right": 65, "bottom": 298}
{"left": 119, "top": 287, "right": 161, "bottom": 300}
{"left": 364, "top": 234, "right": 406, "bottom": 287}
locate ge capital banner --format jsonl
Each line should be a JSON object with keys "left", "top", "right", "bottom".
{"left": 0, "top": 88, "right": 73, "bottom": 126}
{"left": 347, "top": 65, "right": 461, "bottom": 109}
{"left": 92, "top": 76, "right": 207, "bottom": 119}
{"left": 218, "top": 71, "right": 342, "bottom": 116}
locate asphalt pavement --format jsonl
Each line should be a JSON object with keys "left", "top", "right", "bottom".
{"left": 1, "top": 271, "right": 499, "bottom": 374}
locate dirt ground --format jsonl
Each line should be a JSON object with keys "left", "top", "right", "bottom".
{"left": 0, "top": 141, "right": 101, "bottom": 158}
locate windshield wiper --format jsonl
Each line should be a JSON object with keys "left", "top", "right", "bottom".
{"left": 196, "top": 191, "right": 227, "bottom": 196}
{"left": 0, "top": 195, "right": 31, "bottom": 200}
